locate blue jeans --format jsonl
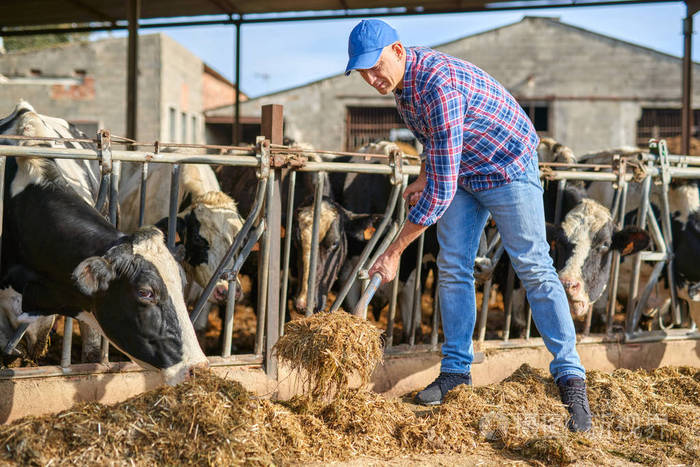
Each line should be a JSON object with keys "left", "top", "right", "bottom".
{"left": 436, "top": 156, "right": 585, "bottom": 381}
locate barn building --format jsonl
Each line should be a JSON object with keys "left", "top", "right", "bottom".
{"left": 0, "top": 33, "right": 244, "bottom": 143}
{"left": 206, "top": 16, "right": 700, "bottom": 156}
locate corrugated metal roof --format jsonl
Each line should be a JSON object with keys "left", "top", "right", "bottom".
{"left": 0, "top": 0, "right": 675, "bottom": 30}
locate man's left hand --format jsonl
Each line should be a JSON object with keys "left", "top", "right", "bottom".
{"left": 368, "top": 249, "right": 401, "bottom": 285}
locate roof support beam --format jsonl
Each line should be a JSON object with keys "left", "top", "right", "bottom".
{"left": 206, "top": 0, "right": 241, "bottom": 15}
{"left": 127, "top": 0, "right": 140, "bottom": 142}
{"left": 64, "top": 0, "right": 117, "bottom": 23}
{"left": 681, "top": 3, "right": 695, "bottom": 155}
{"left": 234, "top": 20, "right": 241, "bottom": 145}
{"left": 0, "top": 0, "right": 677, "bottom": 36}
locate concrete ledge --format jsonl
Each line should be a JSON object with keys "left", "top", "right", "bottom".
{"left": 1, "top": 336, "right": 698, "bottom": 424}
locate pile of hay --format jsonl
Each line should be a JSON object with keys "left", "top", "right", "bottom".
{"left": 273, "top": 311, "right": 384, "bottom": 397}
{"left": 429, "top": 364, "right": 700, "bottom": 465}
{"left": 0, "top": 365, "right": 698, "bottom": 465}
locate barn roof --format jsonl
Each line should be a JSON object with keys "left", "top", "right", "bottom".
{"left": 0, "top": 0, "right": 677, "bottom": 32}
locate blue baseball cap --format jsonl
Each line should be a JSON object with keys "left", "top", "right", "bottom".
{"left": 345, "top": 20, "right": 399, "bottom": 76}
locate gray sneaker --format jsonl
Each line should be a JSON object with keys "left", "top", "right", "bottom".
{"left": 557, "top": 377, "right": 592, "bottom": 432}
{"left": 414, "top": 371, "right": 472, "bottom": 406}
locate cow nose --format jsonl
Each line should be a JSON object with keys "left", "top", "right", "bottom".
{"left": 187, "top": 360, "right": 210, "bottom": 380}
{"left": 213, "top": 284, "right": 228, "bottom": 304}
{"left": 561, "top": 278, "right": 582, "bottom": 293}
{"left": 295, "top": 296, "right": 307, "bottom": 312}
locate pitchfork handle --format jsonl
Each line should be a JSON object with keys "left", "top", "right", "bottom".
{"left": 352, "top": 273, "right": 383, "bottom": 317}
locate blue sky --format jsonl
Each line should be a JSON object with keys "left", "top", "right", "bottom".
{"left": 94, "top": 2, "right": 693, "bottom": 98}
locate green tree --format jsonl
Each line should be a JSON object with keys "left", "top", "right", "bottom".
{"left": 4, "top": 32, "right": 90, "bottom": 52}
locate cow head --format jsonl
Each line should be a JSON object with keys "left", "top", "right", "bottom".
{"left": 72, "top": 227, "right": 207, "bottom": 385}
{"left": 548, "top": 199, "right": 650, "bottom": 318}
{"left": 156, "top": 192, "right": 244, "bottom": 305}
{"left": 293, "top": 198, "right": 380, "bottom": 313}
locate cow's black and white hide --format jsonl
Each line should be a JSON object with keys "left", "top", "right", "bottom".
{"left": 495, "top": 189, "right": 650, "bottom": 337}
{"left": 293, "top": 196, "right": 439, "bottom": 342}
{"left": 606, "top": 181, "right": 700, "bottom": 331}
{"left": 0, "top": 106, "right": 207, "bottom": 384}
{"left": 292, "top": 197, "right": 380, "bottom": 314}
{"left": 548, "top": 198, "right": 650, "bottom": 319}
{"left": 217, "top": 141, "right": 330, "bottom": 311}
{"left": 0, "top": 101, "right": 107, "bottom": 362}
{"left": 155, "top": 191, "right": 245, "bottom": 343}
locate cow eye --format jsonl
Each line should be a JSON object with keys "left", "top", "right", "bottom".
{"left": 598, "top": 242, "right": 611, "bottom": 252}
{"left": 137, "top": 287, "right": 155, "bottom": 302}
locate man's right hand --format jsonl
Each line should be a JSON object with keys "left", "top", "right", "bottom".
{"left": 403, "top": 175, "right": 426, "bottom": 206}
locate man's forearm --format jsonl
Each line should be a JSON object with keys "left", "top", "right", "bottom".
{"left": 386, "top": 220, "right": 428, "bottom": 257}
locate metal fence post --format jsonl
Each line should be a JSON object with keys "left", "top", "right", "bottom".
{"left": 261, "top": 104, "right": 282, "bottom": 379}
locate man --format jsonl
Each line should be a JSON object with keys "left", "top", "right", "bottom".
{"left": 346, "top": 19, "right": 591, "bottom": 432}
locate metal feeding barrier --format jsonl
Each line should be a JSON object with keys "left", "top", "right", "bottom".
{"left": 0, "top": 104, "right": 698, "bottom": 383}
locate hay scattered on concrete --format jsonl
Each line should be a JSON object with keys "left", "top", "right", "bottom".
{"left": 273, "top": 312, "right": 384, "bottom": 398}
{"left": 429, "top": 364, "right": 700, "bottom": 465}
{"left": 0, "top": 364, "right": 698, "bottom": 465}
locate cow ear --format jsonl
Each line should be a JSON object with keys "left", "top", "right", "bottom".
{"left": 612, "top": 226, "right": 650, "bottom": 256}
{"left": 172, "top": 244, "right": 186, "bottom": 263}
{"left": 154, "top": 215, "right": 187, "bottom": 245}
{"left": 346, "top": 214, "right": 382, "bottom": 242}
{"left": 73, "top": 256, "right": 115, "bottom": 296}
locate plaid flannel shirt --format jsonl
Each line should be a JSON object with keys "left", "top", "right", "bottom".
{"left": 395, "top": 47, "right": 539, "bottom": 226}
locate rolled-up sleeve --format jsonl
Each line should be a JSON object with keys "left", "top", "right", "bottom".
{"left": 408, "top": 87, "right": 465, "bottom": 226}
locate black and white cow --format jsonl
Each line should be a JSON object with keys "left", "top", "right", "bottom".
{"left": 670, "top": 181, "right": 700, "bottom": 326}
{"left": 0, "top": 104, "right": 207, "bottom": 384}
{"left": 0, "top": 101, "right": 108, "bottom": 362}
{"left": 119, "top": 147, "right": 245, "bottom": 340}
{"left": 493, "top": 182, "right": 650, "bottom": 337}
{"left": 547, "top": 195, "right": 650, "bottom": 318}
{"left": 292, "top": 197, "right": 381, "bottom": 313}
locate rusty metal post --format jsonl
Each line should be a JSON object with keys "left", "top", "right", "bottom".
{"left": 261, "top": 104, "right": 282, "bottom": 378}
{"left": 127, "top": 0, "right": 140, "bottom": 142}
{"left": 682, "top": 9, "right": 695, "bottom": 155}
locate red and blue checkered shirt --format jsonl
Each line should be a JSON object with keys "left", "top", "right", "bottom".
{"left": 395, "top": 47, "right": 539, "bottom": 226}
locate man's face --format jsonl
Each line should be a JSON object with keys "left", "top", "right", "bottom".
{"left": 358, "top": 44, "right": 404, "bottom": 95}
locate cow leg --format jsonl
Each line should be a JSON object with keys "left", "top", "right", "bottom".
{"left": 0, "top": 286, "right": 56, "bottom": 360}
{"left": 79, "top": 322, "right": 102, "bottom": 363}
{"left": 400, "top": 270, "right": 420, "bottom": 343}
{"left": 22, "top": 315, "right": 55, "bottom": 360}
{"left": 510, "top": 287, "right": 528, "bottom": 337}
{"left": 688, "top": 301, "right": 700, "bottom": 329}
{"left": 338, "top": 258, "right": 361, "bottom": 312}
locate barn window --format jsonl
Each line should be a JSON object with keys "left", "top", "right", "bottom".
{"left": 181, "top": 112, "right": 187, "bottom": 143}
{"left": 519, "top": 101, "right": 550, "bottom": 135}
{"left": 191, "top": 115, "right": 198, "bottom": 143}
{"left": 636, "top": 108, "right": 700, "bottom": 150}
{"left": 345, "top": 106, "right": 416, "bottom": 151}
{"left": 169, "top": 107, "right": 177, "bottom": 142}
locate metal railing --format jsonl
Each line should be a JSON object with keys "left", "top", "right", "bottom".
{"left": 1, "top": 115, "right": 699, "bottom": 383}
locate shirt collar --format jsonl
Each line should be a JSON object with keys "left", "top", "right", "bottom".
{"left": 394, "top": 47, "right": 416, "bottom": 103}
